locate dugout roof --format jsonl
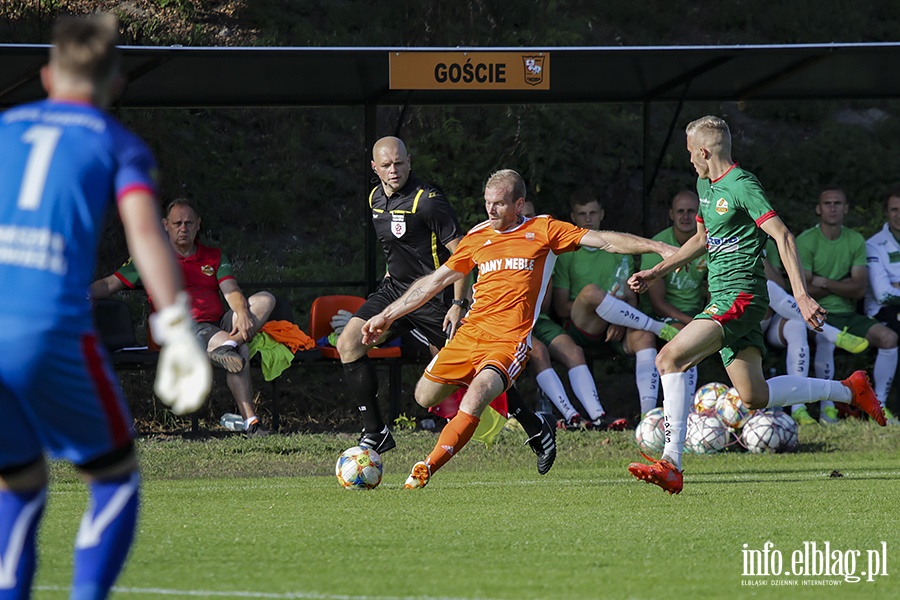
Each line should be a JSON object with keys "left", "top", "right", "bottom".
{"left": 3, "top": 43, "right": 899, "bottom": 291}
{"left": 2, "top": 43, "right": 900, "bottom": 107}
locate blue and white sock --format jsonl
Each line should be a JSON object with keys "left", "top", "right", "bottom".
{"left": 0, "top": 488, "right": 46, "bottom": 599}
{"left": 71, "top": 472, "right": 140, "bottom": 600}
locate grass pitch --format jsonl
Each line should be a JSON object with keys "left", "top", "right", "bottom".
{"left": 34, "top": 420, "right": 900, "bottom": 599}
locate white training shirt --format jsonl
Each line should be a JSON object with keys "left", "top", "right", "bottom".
{"left": 864, "top": 223, "right": 900, "bottom": 317}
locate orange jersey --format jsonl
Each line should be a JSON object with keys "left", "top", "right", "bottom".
{"left": 444, "top": 215, "right": 586, "bottom": 346}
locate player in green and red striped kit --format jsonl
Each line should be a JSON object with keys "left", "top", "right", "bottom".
{"left": 626, "top": 115, "right": 885, "bottom": 495}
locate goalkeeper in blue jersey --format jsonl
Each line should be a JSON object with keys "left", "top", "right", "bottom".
{"left": 0, "top": 14, "right": 210, "bottom": 598}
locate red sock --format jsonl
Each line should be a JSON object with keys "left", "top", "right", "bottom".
{"left": 426, "top": 411, "right": 479, "bottom": 473}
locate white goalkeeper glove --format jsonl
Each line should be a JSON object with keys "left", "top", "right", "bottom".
{"left": 330, "top": 309, "right": 353, "bottom": 335}
{"left": 149, "top": 292, "right": 212, "bottom": 415}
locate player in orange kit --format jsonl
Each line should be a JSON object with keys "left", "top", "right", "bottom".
{"left": 361, "top": 169, "right": 676, "bottom": 488}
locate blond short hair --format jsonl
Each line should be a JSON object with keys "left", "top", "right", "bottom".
{"left": 485, "top": 169, "right": 526, "bottom": 201}
{"left": 50, "top": 13, "right": 120, "bottom": 87}
{"left": 685, "top": 115, "right": 732, "bottom": 156}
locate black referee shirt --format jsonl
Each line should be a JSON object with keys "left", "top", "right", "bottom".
{"left": 369, "top": 175, "right": 463, "bottom": 285}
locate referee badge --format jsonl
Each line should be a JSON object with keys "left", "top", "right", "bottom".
{"left": 391, "top": 213, "right": 406, "bottom": 238}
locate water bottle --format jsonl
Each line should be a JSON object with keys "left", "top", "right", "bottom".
{"left": 537, "top": 391, "right": 555, "bottom": 418}
{"left": 610, "top": 256, "right": 631, "bottom": 298}
{"left": 219, "top": 413, "right": 245, "bottom": 431}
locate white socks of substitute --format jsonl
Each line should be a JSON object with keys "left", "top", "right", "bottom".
{"left": 595, "top": 293, "right": 665, "bottom": 337}
{"left": 816, "top": 338, "right": 896, "bottom": 406}
{"left": 767, "top": 280, "right": 843, "bottom": 342}
{"left": 874, "top": 347, "right": 897, "bottom": 405}
{"left": 535, "top": 368, "right": 579, "bottom": 422}
{"left": 660, "top": 373, "right": 691, "bottom": 471}
{"left": 568, "top": 364, "right": 606, "bottom": 420}
{"left": 765, "top": 317, "right": 810, "bottom": 413}
{"left": 636, "top": 348, "right": 660, "bottom": 414}
{"left": 635, "top": 350, "right": 694, "bottom": 415}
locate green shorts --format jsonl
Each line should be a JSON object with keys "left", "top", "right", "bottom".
{"left": 532, "top": 313, "right": 567, "bottom": 346}
{"left": 694, "top": 291, "right": 768, "bottom": 367}
{"left": 532, "top": 313, "right": 625, "bottom": 355}
{"left": 823, "top": 312, "right": 878, "bottom": 338}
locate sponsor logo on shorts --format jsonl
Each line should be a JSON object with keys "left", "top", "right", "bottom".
{"left": 704, "top": 303, "right": 720, "bottom": 315}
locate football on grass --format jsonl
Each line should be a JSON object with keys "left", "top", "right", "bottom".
{"left": 685, "top": 412, "right": 731, "bottom": 454}
{"left": 741, "top": 412, "right": 782, "bottom": 453}
{"left": 335, "top": 446, "right": 383, "bottom": 490}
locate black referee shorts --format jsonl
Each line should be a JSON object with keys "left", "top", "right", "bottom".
{"left": 354, "top": 277, "right": 453, "bottom": 349}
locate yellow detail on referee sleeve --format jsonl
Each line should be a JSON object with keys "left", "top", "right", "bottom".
{"left": 411, "top": 189, "right": 424, "bottom": 213}
{"left": 431, "top": 233, "right": 440, "bottom": 269}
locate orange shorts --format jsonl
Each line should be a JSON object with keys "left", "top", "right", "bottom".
{"left": 423, "top": 324, "right": 529, "bottom": 389}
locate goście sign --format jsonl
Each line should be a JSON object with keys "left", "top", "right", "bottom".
{"left": 389, "top": 52, "right": 550, "bottom": 90}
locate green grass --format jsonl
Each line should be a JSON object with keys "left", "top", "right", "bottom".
{"left": 33, "top": 421, "right": 900, "bottom": 599}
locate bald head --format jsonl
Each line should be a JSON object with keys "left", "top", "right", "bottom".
{"left": 670, "top": 190, "right": 699, "bottom": 236}
{"left": 372, "top": 136, "right": 411, "bottom": 195}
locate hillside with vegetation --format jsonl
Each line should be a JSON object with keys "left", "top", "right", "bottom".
{"left": 3, "top": 0, "right": 899, "bottom": 429}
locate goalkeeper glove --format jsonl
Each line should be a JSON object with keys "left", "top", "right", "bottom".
{"left": 330, "top": 309, "right": 353, "bottom": 335}
{"left": 149, "top": 292, "right": 212, "bottom": 415}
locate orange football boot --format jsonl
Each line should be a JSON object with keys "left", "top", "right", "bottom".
{"left": 628, "top": 452, "right": 684, "bottom": 495}
{"left": 842, "top": 370, "right": 886, "bottom": 426}
{"left": 404, "top": 461, "right": 431, "bottom": 489}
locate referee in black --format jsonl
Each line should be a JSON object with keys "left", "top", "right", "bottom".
{"left": 336, "top": 136, "right": 556, "bottom": 473}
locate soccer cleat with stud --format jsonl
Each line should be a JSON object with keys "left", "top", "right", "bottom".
{"left": 404, "top": 461, "right": 431, "bottom": 489}
{"left": 842, "top": 370, "right": 886, "bottom": 426}
{"left": 659, "top": 323, "right": 679, "bottom": 342}
{"left": 819, "top": 405, "right": 839, "bottom": 425}
{"left": 589, "top": 415, "right": 629, "bottom": 431}
{"left": 358, "top": 429, "right": 397, "bottom": 454}
{"left": 208, "top": 344, "right": 245, "bottom": 373}
{"left": 557, "top": 414, "right": 588, "bottom": 431}
{"left": 835, "top": 328, "right": 869, "bottom": 354}
{"left": 526, "top": 414, "right": 557, "bottom": 475}
{"left": 627, "top": 452, "right": 683, "bottom": 495}
{"left": 790, "top": 406, "right": 817, "bottom": 426}
{"left": 245, "top": 421, "right": 271, "bottom": 437}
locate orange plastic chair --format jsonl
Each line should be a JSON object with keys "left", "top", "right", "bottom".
{"left": 308, "top": 295, "right": 402, "bottom": 360}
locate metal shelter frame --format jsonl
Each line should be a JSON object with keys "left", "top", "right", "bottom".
{"left": 4, "top": 43, "right": 900, "bottom": 291}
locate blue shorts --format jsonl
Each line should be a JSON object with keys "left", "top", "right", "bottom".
{"left": 0, "top": 317, "right": 134, "bottom": 469}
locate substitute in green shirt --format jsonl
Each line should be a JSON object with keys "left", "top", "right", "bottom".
{"left": 640, "top": 191, "right": 708, "bottom": 324}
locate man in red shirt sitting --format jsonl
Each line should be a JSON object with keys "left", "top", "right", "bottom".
{"left": 91, "top": 199, "right": 275, "bottom": 435}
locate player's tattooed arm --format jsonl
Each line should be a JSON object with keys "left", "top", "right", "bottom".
{"left": 361, "top": 265, "right": 465, "bottom": 345}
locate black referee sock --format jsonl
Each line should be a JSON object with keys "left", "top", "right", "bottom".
{"left": 506, "top": 385, "right": 541, "bottom": 437}
{"left": 342, "top": 356, "right": 384, "bottom": 432}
